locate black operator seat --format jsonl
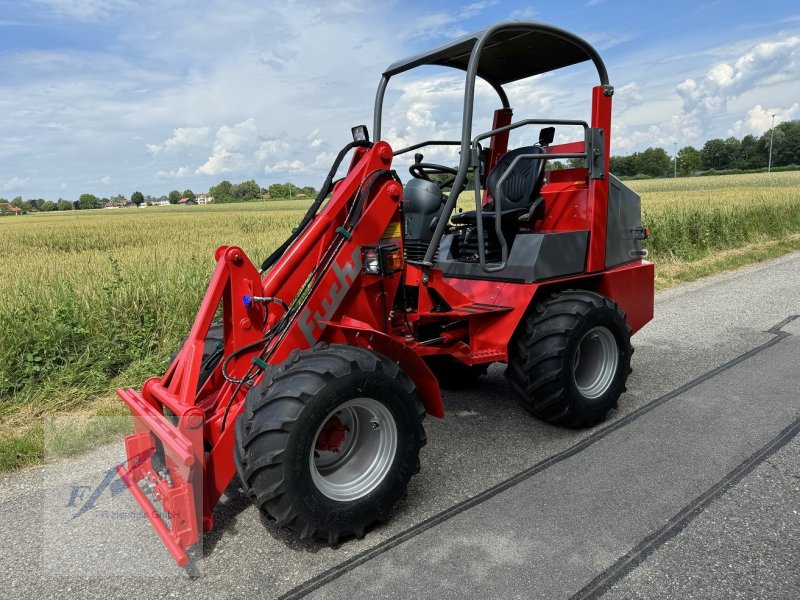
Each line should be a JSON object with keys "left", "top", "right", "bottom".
{"left": 451, "top": 144, "right": 547, "bottom": 226}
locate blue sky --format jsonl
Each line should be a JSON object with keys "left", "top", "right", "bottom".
{"left": 1, "top": 0, "right": 799, "bottom": 199}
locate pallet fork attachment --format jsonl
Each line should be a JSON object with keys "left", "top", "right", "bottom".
{"left": 116, "top": 245, "right": 266, "bottom": 565}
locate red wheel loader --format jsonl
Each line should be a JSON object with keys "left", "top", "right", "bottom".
{"left": 117, "top": 21, "right": 654, "bottom": 565}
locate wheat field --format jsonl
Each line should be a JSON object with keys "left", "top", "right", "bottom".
{"left": 1, "top": 171, "right": 799, "bottom": 469}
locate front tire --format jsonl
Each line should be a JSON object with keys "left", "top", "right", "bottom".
{"left": 234, "top": 343, "right": 426, "bottom": 544}
{"left": 506, "top": 290, "right": 632, "bottom": 427}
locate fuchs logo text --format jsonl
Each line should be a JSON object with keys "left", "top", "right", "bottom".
{"left": 299, "top": 248, "right": 361, "bottom": 345}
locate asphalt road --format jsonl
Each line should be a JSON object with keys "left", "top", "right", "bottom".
{"left": 2, "top": 252, "right": 800, "bottom": 599}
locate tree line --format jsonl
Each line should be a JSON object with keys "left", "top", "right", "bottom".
{"left": 0, "top": 181, "right": 319, "bottom": 214}
{"left": 208, "top": 180, "right": 317, "bottom": 203}
{"left": 609, "top": 119, "right": 800, "bottom": 178}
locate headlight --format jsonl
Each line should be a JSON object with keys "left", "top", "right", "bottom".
{"left": 351, "top": 125, "right": 369, "bottom": 143}
{"left": 362, "top": 248, "right": 381, "bottom": 275}
{"left": 361, "top": 244, "right": 403, "bottom": 276}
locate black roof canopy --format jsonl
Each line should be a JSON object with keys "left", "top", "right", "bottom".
{"left": 384, "top": 21, "right": 608, "bottom": 86}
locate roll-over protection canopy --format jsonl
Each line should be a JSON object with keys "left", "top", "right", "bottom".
{"left": 384, "top": 21, "right": 609, "bottom": 86}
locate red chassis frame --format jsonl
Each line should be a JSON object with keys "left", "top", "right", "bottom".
{"left": 117, "top": 85, "right": 654, "bottom": 565}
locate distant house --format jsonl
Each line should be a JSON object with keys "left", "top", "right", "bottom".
{"left": 0, "top": 203, "right": 23, "bottom": 215}
{"left": 261, "top": 192, "right": 271, "bottom": 200}
{"left": 103, "top": 198, "right": 129, "bottom": 209}
{"left": 154, "top": 196, "right": 170, "bottom": 206}
{"left": 195, "top": 193, "right": 213, "bottom": 204}
{"left": 178, "top": 197, "right": 197, "bottom": 205}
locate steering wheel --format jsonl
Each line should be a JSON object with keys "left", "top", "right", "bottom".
{"left": 409, "top": 154, "right": 459, "bottom": 189}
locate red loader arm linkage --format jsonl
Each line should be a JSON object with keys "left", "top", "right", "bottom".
{"left": 116, "top": 142, "right": 442, "bottom": 565}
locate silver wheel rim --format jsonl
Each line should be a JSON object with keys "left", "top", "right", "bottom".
{"left": 573, "top": 326, "right": 619, "bottom": 399}
{"left": 310, "top": 398, "right": 398, "bottom": 502}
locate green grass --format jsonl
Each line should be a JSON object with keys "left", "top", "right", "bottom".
{"left": 1, "top": 173, "right": 799, "bottom": 471}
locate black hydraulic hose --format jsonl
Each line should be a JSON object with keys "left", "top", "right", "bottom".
{"left": 259, "top": 140, "right": 373, "bottom": 272}
{"left": 350, "top": 169, "right": 401, "bottom": 225}
{"left": 222, "top": 155, "right": 392, "bottom": 431}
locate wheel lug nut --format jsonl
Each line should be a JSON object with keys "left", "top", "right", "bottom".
{"left": 370, "top": 419, "right": 380, "bottom": 430}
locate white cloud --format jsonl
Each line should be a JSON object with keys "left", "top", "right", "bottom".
{"left": 195, "top": 118, "right": 260, "bottom": 176}
{"left": 147, "top": 126, "right": 211, "bottom": 155}
{"left": 195, "top": 119, "right": 294, "bottom": 176}
{"left": 1, "top": 1, "right": 400, "bottom": 197}
{"left": 581, "top": 30, "right": 637, "bottom": 51}
{"left": 307, "top": 129, "right": 323, "bottom": 149}
{"left": 509, "top": 8, "right": 537, "bottom": 19}
{"left": 1, "top": 176, "right": 29, "bottom": 192}
{"left": 405, "top": 1, "right": 497, "bottom": 40}
{"left": 610, "top": 33, "right": 800, "bottom": 154}
{"left": 676, "top": 36, "right": 800, "bottom": 131}
{"left": 730, "top": 103, "right": 800, "bottom": 136}
{"left": 156, "top": 166, "right": 190, "bottom": 178}
{"left": 6, "top": 1, "right": 800, "bottom": 197}
{"left": 33, "top": 0, "right": 137, "bottom": 21}
{"left": 255, "top": 139, "right": 290, "bottom": 161}
{"left": 264, "top": 159, "right": 306, "bottom": 174}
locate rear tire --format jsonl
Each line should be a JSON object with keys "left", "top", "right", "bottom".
{"left": 234, "top": 343, "right": 426, "bottom": 544}
{"left": 506, "top": 290, "right": 632, "bottom": 427}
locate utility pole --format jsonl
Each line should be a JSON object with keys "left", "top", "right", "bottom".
{"left": 768, "top": 113, "right": 776, "bottom": 173}
{"left": 673, "top": 142, "right": 677, "bottom": 178}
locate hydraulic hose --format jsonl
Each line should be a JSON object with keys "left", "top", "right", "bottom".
{"left": 259, "top": 139, "right": 372, "bottom": 272}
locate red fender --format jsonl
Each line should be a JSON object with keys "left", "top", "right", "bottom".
{"left": 321, "top": 317, "right": 444, "bottom": 418}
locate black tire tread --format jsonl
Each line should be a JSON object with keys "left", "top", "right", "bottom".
{"left": 506, "top": 290, "right": 632, "bottom": 428}
{"left": 234, "top": 343, "right": 426, "bottom": 545}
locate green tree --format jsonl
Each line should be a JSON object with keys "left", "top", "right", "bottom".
{"left": 40, "top": 200, "right": 56, "bottom": 211}
{"left": 168, "top": 190, "right": 181, "bottom": 204}
{"left": 723, "top": 137, "right": 742, "bottom": 168}
{"left": 566, "top": 157, "right": 585, "bottom": 169}
{"left": 609, "top": 155, "right": 635, "bottom": 177}
{"left": 209, "top": 180, "right": 234, "bottom": 203}
{"left": 677, "top": 146, "right": 702, "bottom": 175}
{"left": 233, "top": 180, "right": 262, "bottom": 201}
{"left": 131, "top": 191, "right": 144, "bottom": 207}
{"left": 267, "top": 182, "right": 301, "bottom": 198}
{"left": 57, "top": 199, "right": 73, "bottom": 211}
{"left": 767, "top": 120, "right": 800, "bottom": 167}
{"left": 78, "top": 193, "right": 100, "bottom": 210}
{"left": 182, "top": 189, "right": 195, "bottom": 200}
{"left": 268, "top": 183, "right": 288, "bottom": 198}
{"left": 738, "top": 135, "right": 765, "bottom": 169}
{"left": 634, "top": 147, "right": 671, "bottom": 177}
{"left": 700, "top": 139, "right": 731, "bottom": 170}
